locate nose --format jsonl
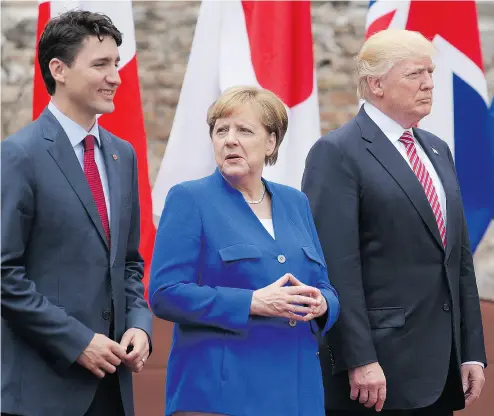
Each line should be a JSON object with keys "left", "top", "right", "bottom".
{"left": 422, "top": 71, "right": 434, "bottom": 90}
{"left": 224, "top": 129, "right": 238, "bottom": 145}
{"left": 106, "top": 66, "right": 121, "bottom": 86}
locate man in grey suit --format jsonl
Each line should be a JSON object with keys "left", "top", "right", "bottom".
{"left": 303, "top": 29, "right": 486, "bottom": 415}
{"left": 1, "top": 10, "right": 152, "bottom": 416}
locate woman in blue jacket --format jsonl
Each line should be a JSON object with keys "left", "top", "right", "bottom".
{"left": 150, "top": 86, "right": 339, "bottom": 416}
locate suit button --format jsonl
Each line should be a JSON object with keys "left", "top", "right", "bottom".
{"left": 288, "top": 319, "right": 297, "bottom": 327}
{"left": 277, "top": 254, "right": 286, "bottom": 264}
{"left": 102, "top": 309, "right": 111, "bottom": 320}
{"left": 443, "top": 303, "right": 451, "bottom": 312}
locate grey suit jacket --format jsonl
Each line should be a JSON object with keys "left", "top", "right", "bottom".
{"left": 1, "top": 108, "right": 153, "bottom": 416}
{"left": 302, "top": 107, "right": 486, "bottom": 411}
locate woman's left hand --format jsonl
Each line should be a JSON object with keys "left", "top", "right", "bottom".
{"left": 288, "top": 275, "right": 327, "bottom": 321}
{"left": 302, "top": 291, "right": 327, "bottom": 321}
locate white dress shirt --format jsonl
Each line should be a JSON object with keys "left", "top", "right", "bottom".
{"left": 48, "top": 102, "right": 111, "bottom": 222}
{"left": 364, "top": 102, "right": 483, "bottom": 369}
{"left": 364, "top": 102, "right": 446, "bottom": 224}
{"left": 259, "top": 218, "right": 275, "bottom": 239}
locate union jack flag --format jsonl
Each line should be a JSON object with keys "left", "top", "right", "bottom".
{"left": 366, "top": 0, "right": 494, "bottom": 252}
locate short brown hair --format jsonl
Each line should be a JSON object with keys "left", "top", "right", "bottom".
{"left": 38, "top": 10, "right": 122, "bottom": 95}
{"left": 207, "top": 86, "right": 288, "bottom": 166}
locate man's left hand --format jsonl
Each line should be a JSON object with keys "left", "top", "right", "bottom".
{"left": 120, "top": 328, "right": 150, "bottom": 373}
{"left": 461, "top": 363, "right": 485, "bottom": 406}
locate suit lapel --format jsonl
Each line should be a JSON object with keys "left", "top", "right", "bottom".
{"left": 414, "top": 129, "right": 457, "bottom": 260}
{"left": 356, "top": 109, "right": 444, "bottom": 249}
{"left": 268, "top": 182, "right": 299, "bottom": 251}
{"left": 100, "top": 128, "right": 121, "bottom": 266}
{"left": 41, "top": 109, "right": 109, "bottom": 249}
{"left": 213, "top": 169, "right": 278, "bottom": 252}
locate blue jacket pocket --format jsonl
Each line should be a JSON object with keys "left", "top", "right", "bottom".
{"left": 218, "top": 244, "right": 262, "bottom": 262}
{"left": 301, "top": 246, "right": 326, "bottom": 267}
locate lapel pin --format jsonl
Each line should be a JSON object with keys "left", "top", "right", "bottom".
{"left": 431, "top": 147, "right": 439, "bottom": 155}
{"left": 112, "top": 154, "right": 118, "bottom": 160}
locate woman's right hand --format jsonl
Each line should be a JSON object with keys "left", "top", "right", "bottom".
{"left": 250, "top": 273, "right": 321, "bottom": 320}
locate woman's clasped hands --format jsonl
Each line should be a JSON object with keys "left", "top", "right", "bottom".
{"left": 250, "top": 273, "right": 327, "bottom": 321}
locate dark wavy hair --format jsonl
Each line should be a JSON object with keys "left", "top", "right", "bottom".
{"left": 37, "top": 10, "right": 123, "bottom": 95}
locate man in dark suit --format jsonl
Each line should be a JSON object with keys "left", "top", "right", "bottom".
{"left": 302, "top": 29, "right": 486, "bottom": 415}
{"left": 1, "top": 10, "right": 152, "bottom": 416}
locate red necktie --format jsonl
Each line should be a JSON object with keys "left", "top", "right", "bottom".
{"left": 83, "top": 135, "right": 110, "bottom": 243}
{"left": 399, "top": 131, "right": 446, "bottom": 247}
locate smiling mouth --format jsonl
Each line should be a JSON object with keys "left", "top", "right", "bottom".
{"left": 99, "top": 89, "right": 115, "bottom": 97}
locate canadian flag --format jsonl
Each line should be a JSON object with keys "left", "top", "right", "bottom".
{"left": 152, "top": 0, "right": 321, "bottom": 217}
{"left": 33, "top": 0, "right": 156, "bottom": 298}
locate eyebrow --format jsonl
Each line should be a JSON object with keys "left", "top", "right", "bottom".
{"left": 91, "top": 56, "right": 121, "bottom": 63}
{"left": 406, "top": 65, "right": 435, "bottom": 73}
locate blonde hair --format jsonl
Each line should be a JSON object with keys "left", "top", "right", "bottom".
{"left": 207, "top": 86, "right": 288, "bottom": 166}
{"left": 356, "top": 29, "right": 436, "bottom": 100}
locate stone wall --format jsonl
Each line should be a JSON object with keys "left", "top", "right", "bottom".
{"left": 1, "top": 1, "right": 493, "bottom": 299}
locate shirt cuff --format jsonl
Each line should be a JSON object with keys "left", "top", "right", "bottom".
{"left": 461, "top": 361, "right": 485, "bottom": 368}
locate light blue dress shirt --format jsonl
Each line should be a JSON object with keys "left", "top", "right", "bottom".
{"left": 48, "top": 102, "right": 111, "bottom": 222}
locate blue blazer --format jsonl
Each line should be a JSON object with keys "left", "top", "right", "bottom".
{"left": 150, "top": 169, "right": 339, "bottom": 416}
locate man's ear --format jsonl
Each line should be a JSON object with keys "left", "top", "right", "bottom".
{"left": 367, "top": 76, "right": 384, "bottom": 98}
{"left": 49, "top": 58, "right": 67, "bottom": 86}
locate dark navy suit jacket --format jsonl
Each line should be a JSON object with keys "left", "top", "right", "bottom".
{"left": 302, "top": 107, "right": 486, "bottom": 411}
{"left": 150, "top": 169, "right": 339, "bottom": 416}
{"left": 1, "top": 108, "right": 152, "bottom": 416}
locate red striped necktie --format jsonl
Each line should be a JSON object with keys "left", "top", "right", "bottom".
{"left": 399, "top": 131, "right": 446, "bottom": 247}
{"left": 83, "top": 135, "right": 110, "bottom": 244}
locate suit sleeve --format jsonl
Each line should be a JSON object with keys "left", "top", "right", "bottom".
{"left": 445, "top": 145, "right": 487, "bottom": 366}
{"left": 149, "top": 184, "right": 253, "bottom": 332}
{"left": 302, "top": 138, "right": 378, "bottom": 372}
{"left": 302, "top": 193, "right": 340, "bottom": 336}
{"left": 123, "top": 143, "right": 153, "bottom": 345}
{"left": 1, "top": 140, "right": 94, "bottom": 370}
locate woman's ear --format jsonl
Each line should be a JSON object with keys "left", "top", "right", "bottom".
{"left": 266, "top": 132, "right": 276, "bottom": 157}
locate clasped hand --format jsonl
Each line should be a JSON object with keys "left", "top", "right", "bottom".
{"left": 250, "top": 273, "right": 327, "bottom": 321}
{"left": 76, "top": 328, "right": 150, "bottom": 378}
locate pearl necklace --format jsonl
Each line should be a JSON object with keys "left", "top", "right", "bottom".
{"left": 244, "top": 182, "right": 266, "bottom": 204}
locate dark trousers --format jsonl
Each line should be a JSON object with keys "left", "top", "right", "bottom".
{"left": 326, "top": 404, "right": 452, "bottom": 416}
{"left": 327, "top": 353, "right": 460, "bottom": 416}
{"left": 85, "top": 314, "right": 125, "bottom": 416}
{"left": 84, "top": 371, "right": 125, "bottom": 416}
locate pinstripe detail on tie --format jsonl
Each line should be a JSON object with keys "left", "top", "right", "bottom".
{"left": 399, "top": 131, "right": 446, "bottom": 247}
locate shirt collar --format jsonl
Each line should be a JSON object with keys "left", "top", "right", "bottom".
{"left": 364, "top": 101, "right": 413, "bottom": 144}
{"left": 48, "top": 101, "right": 101, "bottom": 148}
